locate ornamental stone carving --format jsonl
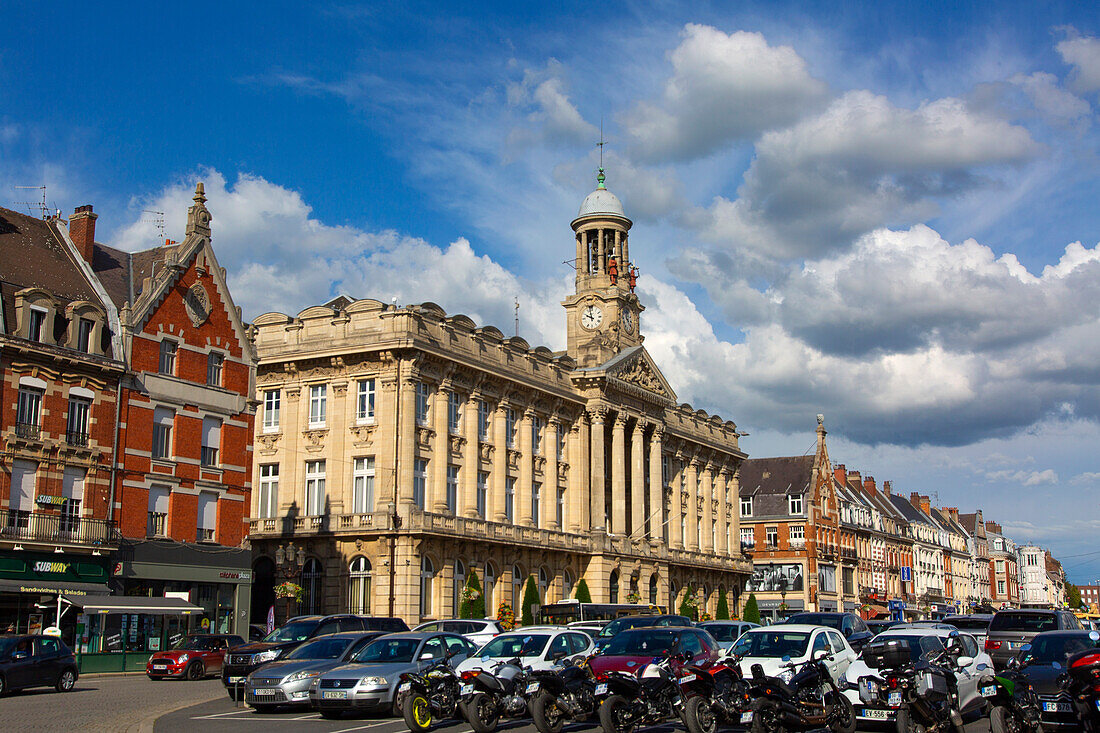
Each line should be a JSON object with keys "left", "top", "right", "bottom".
{"left": 449, "top": 435, "right": 466, "bottom": 458}
{"left": 507, "top": 449, "right": 521, "bottom": 470}
{"left": 302, "top": 429, "right": 328, "bottom": 452}
{"left": 614, "top": 357, "right": 669, "bottom": 397}
{"left": 349, "top": 424, "right": 375, "bottom": 447}
{"left": 256, "top": 433, "right": 280, "bottom": 455}
{"left": 415, "top": 426, "right": 434, "bottom": 449}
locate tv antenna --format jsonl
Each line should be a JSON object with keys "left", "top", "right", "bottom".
{"left": 514, "top": 297, "right": 520, "bottom": 337}
{"left": 596, "top": 117, "right": 607, "bottom": 169}
{"left": 143, "top": 210, "right": 166, "bottom": 240}
{"left": 14, "top": 186, "right": 49, "bottom": 219}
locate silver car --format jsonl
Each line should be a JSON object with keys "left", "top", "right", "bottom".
{"left": 310, "top": 632, "right": 477, "bottom": 719}
{"left": 244, "top": 631, "right": 383, "bottom": 710}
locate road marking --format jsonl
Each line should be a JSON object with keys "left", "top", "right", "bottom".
{"left": 332, "top": 721, "right": 405, "bottom": 733}
{"left": 193, "top": 709, "right": 256, "bottom": 719}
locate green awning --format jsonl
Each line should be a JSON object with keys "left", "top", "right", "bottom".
{"left": 63, "top": 595, "right": 203, "bottom": 615}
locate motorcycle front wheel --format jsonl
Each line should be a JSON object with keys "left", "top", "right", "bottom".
{"left": 827, "top": 692, "right": 856, "bottom": 733}
{"left": 461, "top": 692, "right": 501, "bottom": 733}
{"left": 598, "top": 694, "right": 637, "bottom": 733}
{"left": 750, "top": 699, "right": 785, "bottom": 733}
{"left": 531, "top": 691, "right": 566, "bottom": 733}
{"left": 683, "top": 695, "right": 717, "bottom": 733}
{"left": 403, "top": 692, "right": 433, "bottom": 733}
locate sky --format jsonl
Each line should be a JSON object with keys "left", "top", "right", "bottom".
{"left": 4, "top": 1, "right": 1100, "bottom": 583}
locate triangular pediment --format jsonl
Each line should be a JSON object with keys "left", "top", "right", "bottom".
{"left": 573, "top": 345, "right": 677, "bottom": 404}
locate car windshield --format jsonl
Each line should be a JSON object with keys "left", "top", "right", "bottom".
{"left": 172, "top": 636, "right": 212, "bottom": 651}
{"left": 785, "top": 614, "right": 843, "bottom": 631}
{"left": 599, "top": 616, "right": 662, "bottom": 638}
{"left": 351, "top": 638, "right": 419, "bottom": 663}
{"left": 872, "top": 635, "right": 946, "bottom": 662}
{"left": 943, "top": 617, "right": 990, "bottom": 632}
{"left": 700, "top": 625, "right": 742, "bottom": 642}
{"left": 0, "top": 637, "right": 18, "bottom": 657}
{"left": 1028, "top": 635, "right": 1100, "bottom": 665}
{"left": 285, "top": 637, "right": 353, "bottom": 660}
{"left": 602, "top": 629, "right": 679, "bottom": 656}
{"left": 477, "top": 634, "right": 550, "bottom": 658}
{"left": 990, "top": 613, "right": 1057, "bottom": 633}
{"left": 264, "top": 621, "right": 318, "bottom": 643}
{"left": 732, "top": 631, "right": 810, "bottom": 658}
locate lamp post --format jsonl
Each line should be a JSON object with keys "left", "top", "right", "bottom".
{"left": 275, "top": 542, "right": 303, "bottom": 625}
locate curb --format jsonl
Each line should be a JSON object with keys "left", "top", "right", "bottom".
{"left": 124, "top": 691, "right": 224, "bottom": 733}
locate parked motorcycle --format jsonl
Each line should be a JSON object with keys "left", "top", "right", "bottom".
{"left": 871, "top": 635, "right": 965, "bottom": 733}
{"left": 746, "top": 651, "right": 855, "bottom": 733}
{"left": 529, "top": 656, "right": 599, "bottom": 733}
{"left": 1059, "top": 630, "right": 1100, "bottom": 732}
{"left": 697, "top": 649, "right": 754, "bottom": 727}
{"left": 596, "top": 652, "right": 714, "bottom": 733}
{"left": 396, "top": 650, "right": 463, "bottom": 732}
{"left": 459, "top": 656, "right": 536, "bottom": 733}
{"left": 980, "top": 647, "right": 1043, "bottom": 733}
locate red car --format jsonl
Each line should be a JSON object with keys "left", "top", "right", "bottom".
{"left": 588, "top": 626, "right": 720, "bottom": 678}
{"left": 147, "top": 633, "right": 245, "bottom": 680}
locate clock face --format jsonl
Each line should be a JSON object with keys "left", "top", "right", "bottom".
{"left": 581, "top": 305, "right": 603, "bottom": 329}
{"left": 620, "top": 308, "right": 634, "bottom": 333}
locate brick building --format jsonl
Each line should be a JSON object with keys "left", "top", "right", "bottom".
{"left": 986, "top": 521, "right": 1019, "bottom": 606}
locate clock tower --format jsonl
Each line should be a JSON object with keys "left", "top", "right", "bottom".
{"left": 562, "top": 168, "right": 644, "bottom": 367}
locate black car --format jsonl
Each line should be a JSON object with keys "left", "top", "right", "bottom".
{"left": 985, "top": 609, "right": 1082, "bottom": 669}
{"left": 866, "top": 619, "right": 902, "bottom": 636}
{"left": 221, "top": 615, "right": 409, "bottom": 699}
{"left": 783, "top": 612, "right": 874, "bottom": 651}
{"left": 594, "top": 614, "right": 694, "bottom": 648}
{"left": 0, "top": 634, "right": 78, "bottom": 695}
{"left": 1014, "top": 629, "right": 1100, "bottom": 728}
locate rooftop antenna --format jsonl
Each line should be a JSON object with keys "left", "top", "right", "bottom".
{"left": 13, "top": 185, "right": 49, "bottom": 219}
{"left": 143, "top": 210, "right": 166, "bottom": 241}
{"left": 514, "top": 297, "right": 520, "bottom": 337}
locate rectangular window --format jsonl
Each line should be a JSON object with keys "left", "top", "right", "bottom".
{"left": 257, "top": 464, "right": 279, "bottom": 519}
{"left": 152, "top": 407, "right": 174, "bottom": 459}
{"left": 766, "top": 526, "right": 778, "bottom": 547}
{"left": 60, "top": 467, "right": 85, "bottom": 533}
{"left": 352, "top": 457, "right": 375, "bottom": 514}
{"left": 740, "top": 496, "right": 753, "bottom": 517}
{"left": 505, "top": 408, "right": 517, "bottom": 448}
{"left": 76, "top": 318, "right": 94, "bottom": 352}
{"left": 197, "top": 491, "right": 217, "bottom": 542}
{"left": 413, "top": 458, "right": 427, "bottom": 509}
{"left": 206, "top": 352, "right": 224, "bottom": 386}
{"left": 448, "top": 392, "right": 461, "bottom": 434}
{"left": 789, "top": 525, "right": 805, "bottom": 545}
{"left": 28, "top": 307, "right": 47, "bottom": 342}
{"left": 505, "top": 476, "right": 515, "bottom": 522}
{"left": 788, "top": 494, "right": 803, "bottom": 515}
{"left": 531, "top": 415, "right": 543, "bottom": 454}
{"left": 557, "top": 426, "right": 566, "bottom": 462}
{"left": 740, "top": 527, "right": 754, "bottom": 547}
{"left": 147, "top": 486, "right": 169, "bottom": 536}
{"left": 201, "top": 417, "right": 221, "bottom": 467}
{"left": 997, "top": 580, "right": 1006, "bottom": 595}
{"left": 478, "top": 400, "right": 491, "bottom": 441}
{"left": 446, "top": 465, "right": 459, "bottom": 514}
{"left": 556, "top": 487, "right": 565, "bottom": 529}
{"left": 263, "top": 390, "right": 280, "bottom": 432}
{"left": 66, "top": 396, "right": 91, "bottom": 446}
{"left": 305, "top": 460, "right": 326, "bottom": 516}
{"left": 476, "top": 471, "right": 488, "bottom": 518}
{"left": 308, "top": 384, "right": 327, "bottom": 427}
{"left": 357, "top": 379, "right": 375, "bottom": 423}
{"left": 532, "top": 481, "right": 541, "bottom": 528}
{"left": 8, "top": 460, "right": 37, "bottom": 528}
{"left": 415, "top": 382, "right": 431, "bottom": 426}
{"left": 16, "top": 388, "right": 43, "bottom": 438}
{"left": 159, "top": 339, "right": 177, "bottom": 375}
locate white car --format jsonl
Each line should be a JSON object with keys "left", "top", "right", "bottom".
{"left": 456, "top": 626, "right": 595, "bottom": 674}
{"left": 840, "top": 627, "right": 993, "bottom": 725}
{"left": 698, "top": 621, "right": 760, "bottom": 652}
{"left": 729, "top": 624, "right": 857, "bottom": 685}
{"left": 412, "top": 619, "right": 503, "bottom": 648}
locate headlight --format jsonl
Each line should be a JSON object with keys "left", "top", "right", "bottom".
{"left": 286, "top": 670, "right": 321, "bottom": 683}
{"left": 177, "top": 654, "right": 189, "bottom": 663}
{"left": 777, "top": 669, "right": 794, "bottom": 683}
{"left": 361, "top": 676, "right": 388, "bottom": 686}
{"left": 253, "top": 649, "right": 282, "bottom": 663}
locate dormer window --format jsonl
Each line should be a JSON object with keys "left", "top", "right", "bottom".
{"left": 740, "top": 495, "right": 753, "bottom": 517}
{"left": 789, "top": 494, "right": 803, "bottom": 515}
{"left": 159, "top": 339, "right": 177, "bottom": 375}
{"left": 28, "top": 307, "right": 47, "bottom": 342}
{"left": 76, "top": 318, "right": 95, "bottom": 352}
{"left": 206, "top": 351, "right": 224, "bottom": 386}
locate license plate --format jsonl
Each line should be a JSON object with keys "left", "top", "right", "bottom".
{"left": 460, "top": 683, "right": 474, "bottom": 696}
{"left": 981, "top": 685, "right": 997, "bottom": 697}
{"left": 888, "top": 692, "right": 902, "bottom": 707}
{"left": 322, "top": 690, "right": 348, "bottom": 700}
{"left": 228, "top": 676, "right": 245, "bottom": 684}
{"left": 525, "top": 682, "right": 540, "bottom": 694}
{"left": 863, "top": 709, "right": 890, "bottom": 720}
{"left": 739, "top": 711, "right": 753, "bottom": 724}
{"left": 1043, "top": 702, "right": 1072, "bottom": 713}
{"left": 253, "top": 688, "right": 276, "bottom": 696}
{"left": 398, "top": 682, "right": 411, "bottom": 692}
{"left": 594, "top": 683, "right": 608, "bottom": 695}
{"left": 679, "top": 674, "right": 696, "bottom": 684}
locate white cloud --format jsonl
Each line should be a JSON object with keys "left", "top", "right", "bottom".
{"left": 1057, "top": 33, "right": 1100, "bottom": 93}
{"left": 1009, "top": 72, "right": 1091, "bottom": 123}
{"left": 506, "top": 63, "right": 599, "bottom": 148}
{"left": 986, "top": 469, "right": 1059, "bottom": 486}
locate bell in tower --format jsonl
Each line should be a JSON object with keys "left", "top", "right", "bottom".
{"left": 562, "top": 168, "right": 645, "bottom": 367}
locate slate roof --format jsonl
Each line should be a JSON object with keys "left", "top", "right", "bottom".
{"left": 888, "top": 494, "right": 935, "bottom": 526}
{"left": 90, "top": 241, "right": 177, "bottom": 309}
{"left": 739, "top": 455, "right": 813, "bottom": 518}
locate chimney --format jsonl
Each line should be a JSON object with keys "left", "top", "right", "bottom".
{"left": 911, "top": 493, "right": 930, "bottom": 514}
{"left": 883, "top": 480, "right": 892, "bottom": 495}
{"left": 863, "top": 476, "right": 876, "bottom": 494}
{"left": 833, "top": 464, "right": 847, "bottom": 485}
{"left": 846, "top": 470, "right": 861, "bottom": 488}
{"left": 69, "top": 205, "right": 98, "bottom": 263}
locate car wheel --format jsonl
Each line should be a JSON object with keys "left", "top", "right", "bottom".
{"left": 56, "top": 668, "right": 76, "bottom": 693}
{"left": 0, "top": 674, "right": 6, "bottom": 696}
{"left": 186, "top": 661, "right": 205, "bottom": 681}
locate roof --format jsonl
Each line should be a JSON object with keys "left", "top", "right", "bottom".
{"left": 578, "top": 187, "right": 626, "bottom": 218}
{"left": 744, "top": 624, "right": 825, "bottom": 634}
{"left": 739, "top": 456, "right": 813, "bottom": 518}
{"left": 889, "top": 494, "right": 934, "bottom": 526}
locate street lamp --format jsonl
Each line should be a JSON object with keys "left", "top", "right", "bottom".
{"left": 275, "top": 542, "right": 303, "bottom": 624}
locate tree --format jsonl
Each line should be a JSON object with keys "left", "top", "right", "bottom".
{"left": 575, "top": 578, "right": 593, "bottom": 603}
{"left": 679, "top": 584, "right": 697, "bottom": 620}
{"left": 1066, "top": 581, "right": 1083, "bottom": 609}
{"left": 743, "top": 593, "right": 761, "bottom": 625}
{"left": 458, "top": 570, "right": 486, "bottom": 619}
{"left": 716, "top": 592, "right": 731, "bottom": 620}
{"left": 521, "top": 575, "right": 540, "bottom": 626}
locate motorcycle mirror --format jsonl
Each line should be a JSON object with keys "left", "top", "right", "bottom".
{"left": 956, "top": 656, "right": 974, "bottom": 668}
{"left": 976, "top": 663, "right": 989, "bottom": 671}
{"left": 781, "top": 654, "right": 791, "bottom": 663}
{"left": 1091, "top": 631, "right": 1100, "bottom": 642}
{"left": 1052, "top": 661, "right": 1062, "bottom": 670}
{"left": 1020, "top": 643, "right": 1032, "bottom": 652}
{"left": 948, "top": 630, "right": 959, "bottom": 638}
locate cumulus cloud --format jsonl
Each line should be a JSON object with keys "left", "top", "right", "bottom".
{"left": 986, "top": 469, "right": 1059, "bottom": 486}
{"left": 1057, "top": 32, "right": 1100, "bottom": 93}
{"left": 624, "top": 24, "right": 828, "bottom": 162}
{"left": 1009, "top": 72, "right": 1091, "bottom": 124}
{"left": 506, "top": 62, "right": 599, "bottom": 148}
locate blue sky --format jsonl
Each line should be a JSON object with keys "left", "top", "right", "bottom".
{"left": 5, "top": 1, "right": 1100, "bottom": 583}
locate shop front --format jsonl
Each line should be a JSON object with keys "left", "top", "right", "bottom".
{"left": 0, "top": 549, "right": 111, "bottom": 647}
{"left": 70, "top": 595, "right": 204, "bottom": 673}
{"left": 757, "top": 598, "right": 806, "bottom": 624}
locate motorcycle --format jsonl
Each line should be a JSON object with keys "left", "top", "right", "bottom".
{"left": 871, "top": 635, "right": 965, "bottom": 733}
{"left": 979, "top": 647, "right": 1042, "bottom": 733}
{"left": 1058, "top": 630, "right": 1100, "bottom": 732}
{"left": 596, "top": 652, "right": 715, "bottom": 733}
{"left": 459, "top": 656, "right": 536, "bottom": 733}
{"left": 698, "top": 649, "right": 754, "bottom": 727}
{"left": 396, "top": 650, "right": 463, "bottom": 732}
{"left": 529, "top": 655, "right": 599, "bottom": 733}
{"left": 746, "top": 651, "right": 856, "bottom": 733}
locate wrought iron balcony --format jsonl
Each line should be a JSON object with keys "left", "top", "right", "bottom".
{"left": 15, "top": 422, "right": 41, "bottom": 440}
{"left": 65, "top": 430, "right": 89, "bottom": 447}
{"left": 1, "top": 508, "right": 119, "bottom": 548}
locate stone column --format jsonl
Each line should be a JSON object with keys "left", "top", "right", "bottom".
{"left": 280, "top": 385, "right": 302, "bottom": 512}
{"left": 588, "top": 407, "right": 606, "bottom": 532}
{"left": 716, "top": 467, "right": 729, "bottom": 556}
{"left": 610, "top": 413, "right": 627, "bottom": 536}
{"left": 460, "top": 395, "right": 479, "bottom": 518}
{"left": 397, "top": 375, "right": 417, "bottom": 507}
{"left": 685, "top": 459, "right": 699, "bottom": 551}
{"left": 648, "top": 427, "right": 664, "bottom": 545}
{"left": 630, "top": 420, "right": 645, "bottom": 541}
{"left": 518, "top": 408, "right": 535, "bottom": 526}
{"left": 700, "top": 463, "right": 714, "bottom": 554}
{"left": 431, "top": 385, "right": 450, "bottom": 513}
{"left": 670, "top": 454, "right": 683, "bottom": 549}
{"left": 572, "top": 415, "right": 590, "bottom": 533}
{"left": 544, "top": 418, "right": 560, "bottom": 529}
{"left": 491, "top": 402, "right": 508, "bottom": 523}
{"left": 728, "top": 466, "right": 741, "bottom": 555}
{"left": 328, "top": 382, "right": 348, "bottom": 514}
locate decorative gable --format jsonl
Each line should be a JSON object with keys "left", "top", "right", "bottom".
{"left": 604, "top": 346, "right": 677, "bottom": 403}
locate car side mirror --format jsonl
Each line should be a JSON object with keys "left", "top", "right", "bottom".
{"left": 813, "top": 649, "right": 830, "bottom": 661}
{"left": 12, "top": 651, "right": 28, "bottom": 661}
{"left": 956, "top": 656, "right": 974, "bottom": 668}
{"left": 419, "top": 652, "right": 437, "bottom": 661}
{"left": 551, "top": 649, "right": 567, "bottom": 661}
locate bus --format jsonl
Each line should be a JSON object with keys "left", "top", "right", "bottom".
{"left": 537, "top": 600, "right": 665, "bottom": 625}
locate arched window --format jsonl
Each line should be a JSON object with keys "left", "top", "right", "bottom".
{"left": 562, "top": 569, "right": 575, "bottom": 600}
{"left": 670, "top": 580, "right": 679, "bottom": 610}
{"left": 609, "top": 569, "right": 620, "bottom": 604}
{"left": 452, "top": 559, "right": 466, "bottom": 617}
{"left": 420, "top": 556, "right": 435, "bottom": 618}
{"left": 649, "top": 574, "right": 659, "bottom": 605}
{"left": 348, "top": 557, "right": 371, "bottom": 614}
{"left": 484, "top": 562, "right": 497, "bottom": 611}
{"left": 511, "top": 564, "right": 524, "bottom": 612}
{"left": 538, "top": 567, "right": 549, "bottom": 603}
{"left": 301, "top": 558, "right": 323, "bottom": 615}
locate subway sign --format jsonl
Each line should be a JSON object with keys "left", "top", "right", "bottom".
{"left": 33, "top": 561, "right": 70, "bottom": 574}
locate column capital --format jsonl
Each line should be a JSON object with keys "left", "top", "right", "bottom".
{"left": 651, "top": 424, "right": 665, "bottom": 441}
{"left": 613, "top": 412, "right": 629, "bottom": 429}
{"left": 587, "top": 405, "right": 608, "bottom": 423}
{"left": 632, "top": 419, "right": 646, "bottom": 437}
{"left": 523, "top": 406, "right": 537, "bottom": 420}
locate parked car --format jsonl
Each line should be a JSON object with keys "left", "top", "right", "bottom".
{"left": 0, "top": 634, "right": 78, "bottom": 695}
{"left": 456, "top": 626, "right": 594, "bottom": 674}
{"left": 985, "top": 609, "right": 1083, "bottom": 669}
{"left": 244, "top": 631, "right": 384, "bottom": 710}
{"left": 865, "top": 619, "right": 902, "bottom": 636}
{"left": 222, "top": 615, "right": 408, "bottom": 699}
{"left": 697, "top": 620, "right": 759, "bottom": 651}
{"left": 840, "top": 626, "right": 991, "bottom": 725}
{"left": 310, "top": 632, "right": 477, "bottom": 719}
{"left": 588, "top": 626, "right": 720, "bottom": 678}
{"left": 593, "top": 614, "right": 693, "bottom": 649}
{"left": 566, "top": 620, "right": 608, "bottom": 637}
{"left": 248, "top": 624, "right": 268, "bottom": 642}
{"left": 942, "top": 614, "right": 993, "bottom": 648}
{"left": 729, "top": 624, "right": 857, "bottom": 685}
{"left": 783, "top": 612, "right": 874, "bottom": 651}
{"left": 146, "top": 633, "right": 245, "bottom": 680}
{"left": 1010, "top": 629, "right": 1100, "bottom": 729}
{"left": 412, "top": 619, "right": 503, "bottom": 648}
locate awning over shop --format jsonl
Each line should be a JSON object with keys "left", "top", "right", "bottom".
{"left": 0, "top": 578, "right": 110, "bottom": 596}
{"left": 62, "top": 595, "right": 203, "bottom": 615}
